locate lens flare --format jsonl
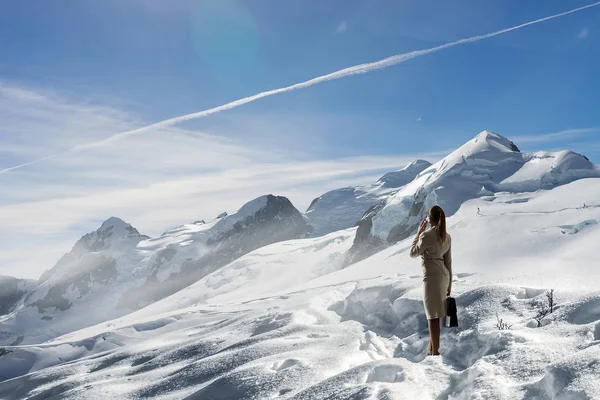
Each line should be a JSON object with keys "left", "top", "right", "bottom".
{"left": 189, "top": 0, "right": 260, "bottom": 80}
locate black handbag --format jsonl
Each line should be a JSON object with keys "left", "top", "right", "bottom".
{"left": 445, "top": 296, "right": 458, "bottom": 328}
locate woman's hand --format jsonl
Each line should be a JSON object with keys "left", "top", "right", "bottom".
{"left": 417, "top": 219, "right": 428, "bottom": 235}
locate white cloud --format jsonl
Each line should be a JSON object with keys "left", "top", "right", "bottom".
{"left": 336, "top": 21, "right": 348, "bottom": 34}
{"left": 578, "top": 27, "right": 590, "bottom": 39}
{"left": 511, "top": 128, "right": 599, "bottom": 145}
{"left": 3, "top": 1, "right": 600, "bottom": 176}
{"left": 0, "top": 81, "right": 443, "bottom": 279}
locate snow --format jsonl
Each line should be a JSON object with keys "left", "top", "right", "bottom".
{"left": 212, "top": 195, "right": 269, "bottom": 233}
{"left": 0, "top": 194, "right": 307, "bottom": 348}
{"left": 133, "top": 228, "right": 356, "bottom": 314}
{"left": 370, "top": 131, "right": 600, "bottom": 242}
{"left": 306, "top": 160, "right": 431, "bottom": 236}
{"left": 99, "top": 216, "right": 135, "bottom": 235}
{"left": 1, "top": 132, "right": 600, "bottom": 399}
{"left": 499, "top": 150, "right": 599, "bottom": 192}
{"left": 139, "top": 219, "right": 220, "bottom": 251}
{"left": 376, "top": 160, "right": 433, "bottom": 188}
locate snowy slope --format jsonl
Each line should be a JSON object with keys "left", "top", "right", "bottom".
{"left": 305, "top": 160, "right": 431, "bottom": 237}
{"left": 0, "top": 195, "right": 310, "bottom": 346}
{"left": 133, "top": 228, "right": 357, "bottom": 315}
{"left": 1, "top": 132, "right": 600, "bottom": 399}
{"left": 1, "top": 179, "right": 600, "bottom": 399}
{"left": 348, "top": 131, "right": 600, "bottom": 263}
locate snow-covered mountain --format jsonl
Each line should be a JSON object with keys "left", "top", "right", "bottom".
{"left": 121, "top": 194, "right": 311, "bottom": 309}
{"left": 0, "top": 195, "right": 310, "bottom": 346}
{"left": 0, "top": 218, "right": 150, "bottom": 346}
{"left": 38, "top": 217, "right": 149, "bottom": 285}
{"left": 305, "top": 160, "right": 431, "bottom": 237}
{"left": 1, "top": 132, "right": 600, "bottom": 399}
{"left": 348, "top": 130, "right": 600, "bottom": 264}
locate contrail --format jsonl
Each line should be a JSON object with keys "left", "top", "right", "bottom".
{"left": 2, "top": 1, "right": 599, "bottom": 175}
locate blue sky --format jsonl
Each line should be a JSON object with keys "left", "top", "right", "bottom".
{"left": 0, "top": 0, "right": 599, "bottom": 277}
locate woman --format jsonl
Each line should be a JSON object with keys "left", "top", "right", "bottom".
{"left": 410, "top": 205, "right": 452, "bottom": 356}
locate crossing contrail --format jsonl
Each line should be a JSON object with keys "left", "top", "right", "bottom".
{"left": 2, "top": 1, "right": 599, "bottom": 175}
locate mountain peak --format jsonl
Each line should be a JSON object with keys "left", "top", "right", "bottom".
{"left": 213, "top": 195, "right": 297, "bottom": 233}
{"left": 478, "top": 129, "right": 500, "bottom": 138}
{"left": 236, "top": 195, "right": 270, "bottom": 217}
{"left": 351, "top": 129, "right": 600, "bottom": 263}
{"left": 98, "top": 217, "right": 143, "bottom": 238}
{"left": 38, "top": 217, "right": 147, "bottom": 286}
{"left": 470, "top": 130, "right": 520, "bottom": 153}
{"left": 436, "top": 131, "right": 521, "bottom": 175}
{"left": 69, "top": 217, "right": 146, "bottom": 256}
{"left": 100, "top": 216, "right": 128, "bottom": 230}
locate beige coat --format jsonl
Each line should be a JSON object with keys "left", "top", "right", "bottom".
{"left": 410, "top": 228, "right": 452, "bottom": 319}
